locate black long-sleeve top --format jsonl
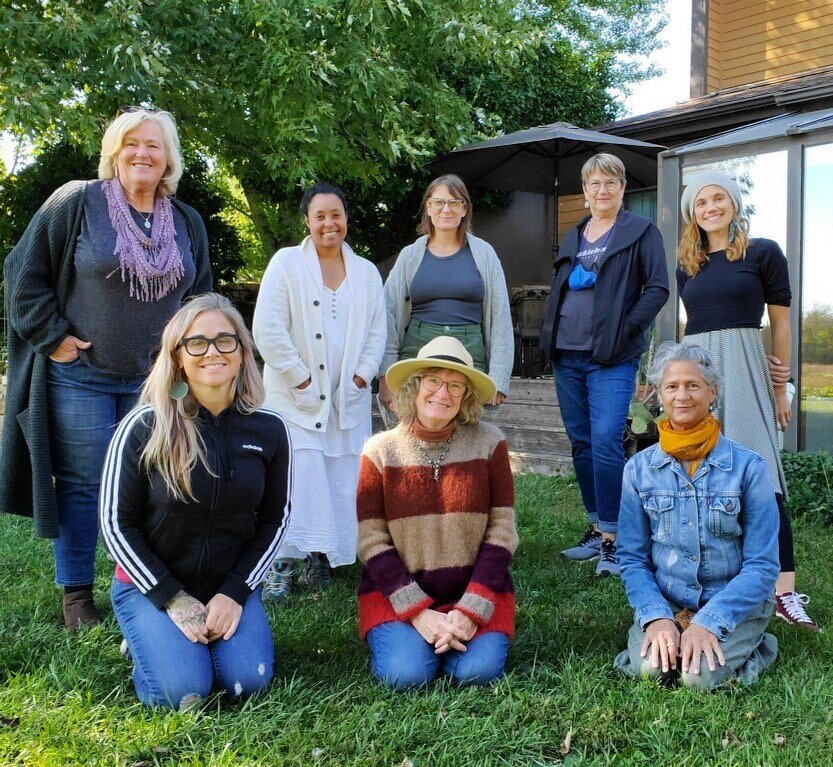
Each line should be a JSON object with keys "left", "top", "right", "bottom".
{"left": 99, "top": 404, "right": 292, "bottom": 608}
{"left": 678, "top": 238, "right": 791, "bottom": 335}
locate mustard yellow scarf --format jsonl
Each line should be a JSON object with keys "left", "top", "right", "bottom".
{"left": 657, "top": 414, "right": 721, "bottom": 477}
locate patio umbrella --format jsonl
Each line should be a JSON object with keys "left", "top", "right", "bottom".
{"left": 426, "top": 122, "right": 665, "bottom": 253}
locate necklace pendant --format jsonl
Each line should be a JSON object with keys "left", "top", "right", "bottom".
{"left": 144, "top": 219, "right": 152, "bottom": 229}
{"left": 432, "top": 466, "right": 440, "bottom": 482}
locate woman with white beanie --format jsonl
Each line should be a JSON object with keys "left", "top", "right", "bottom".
{"left": 677, "top": 170, "right": 817, "bottom": 632}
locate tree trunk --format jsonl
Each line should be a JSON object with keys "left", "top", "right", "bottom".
{"left": 241, "top": 182, "right": 280, "bottom": 258}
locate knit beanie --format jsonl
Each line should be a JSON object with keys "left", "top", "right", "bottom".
{"left": 680, "top": 171, "right": 743, "bottom": 224}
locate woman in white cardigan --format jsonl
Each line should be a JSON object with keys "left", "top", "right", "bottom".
{"left": 253, "top": 183, "right": 386, "bottom": 600}
{"left": 378, "top": 174, "right": 513, "bottom": 411}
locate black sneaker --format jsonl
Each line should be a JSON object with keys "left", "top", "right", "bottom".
{"left": 595, "top": 538, "right": 620, "bottom": 578}
{"left": 298, "top": 552, "right": 333, "bottom": 590}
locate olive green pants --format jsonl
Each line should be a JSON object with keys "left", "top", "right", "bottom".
{"left": 400, "top": 318, "right": 486, "bottom": 371}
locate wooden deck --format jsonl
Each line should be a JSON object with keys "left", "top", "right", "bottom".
{"left": 372, "top": 376, "right": 573, "bottom": 476}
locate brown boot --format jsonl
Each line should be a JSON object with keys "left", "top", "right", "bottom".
{"left": 62, "top": 590, "right": 100, "bottom": 631}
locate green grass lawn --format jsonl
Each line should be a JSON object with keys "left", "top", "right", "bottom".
{"left": 1, "top": 474, "right": 831, "bottom": 766}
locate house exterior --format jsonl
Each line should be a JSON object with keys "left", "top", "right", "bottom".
{"left": 602, "top": 0, "right": 833, "bottom": 452}
{"left": 419, "top": 1, "right": 832, "bottom": 456}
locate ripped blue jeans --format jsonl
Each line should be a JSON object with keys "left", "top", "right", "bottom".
{"left": 112, "top": 580, "right": 274, "bottom": 709}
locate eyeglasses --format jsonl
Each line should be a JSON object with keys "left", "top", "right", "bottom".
{"left": 420, "top": 375, "right": 468, "bottom": 398}
{"left": 426, "top": 197, "right": 467, "bottom": 213}
{"left": 178, "top": 333, "right": 240, "bottom": 356}
{"left": 584, "top": 179, "right": 622, "bottom": 193}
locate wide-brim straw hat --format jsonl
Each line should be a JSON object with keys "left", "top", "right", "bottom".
{"left": 385, "top": 336, "right": 497, "bottom": 403}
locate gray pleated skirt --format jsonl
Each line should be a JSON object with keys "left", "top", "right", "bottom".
{"left": 684, "top": 327, "right": 786, "bottom": 496}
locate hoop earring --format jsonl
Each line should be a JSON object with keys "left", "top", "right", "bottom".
{"left": 170, "top": 377, "right": 189, "bottom": 400}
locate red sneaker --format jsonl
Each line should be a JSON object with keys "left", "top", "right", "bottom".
{"left": 774, "top": 592, "right": 820, "bottom": 632}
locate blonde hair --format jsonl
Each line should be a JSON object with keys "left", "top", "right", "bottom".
{"left": 418, "top": 174, "right": 473, "bottom": 240}
{"left": 139, "top": 293, "right": 264, "bottom": 499}
{"left": 392, "top": 368, "right": 484, "bottom": 427}
{"left": 581, "top": 153, "right": 627, "bottom": 185}
{"left": 677, "top": 213, "right": 750, "bottom": 277}
{"left": 98, "top": 109, "right": 182, "bottom": 197}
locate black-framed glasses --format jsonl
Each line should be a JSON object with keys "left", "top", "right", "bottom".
{"left": 420, "top": 374, "right": 468, "bottom": 398}
{"left": 178, "top": 333, "right": 240, "bottom": 356}
{"left": 426, "top": 197, "right": 467, "bottom": 213}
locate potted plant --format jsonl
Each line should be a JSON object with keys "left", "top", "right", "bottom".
{"left": 625, "top": 328, "right": 663, "bottom": 454}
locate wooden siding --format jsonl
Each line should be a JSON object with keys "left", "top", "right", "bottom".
{"left": 707, "top": 0, "right": 833, "bottom": 92}
{"left": 558, "top": 194, "right": 586, "bottom": 243}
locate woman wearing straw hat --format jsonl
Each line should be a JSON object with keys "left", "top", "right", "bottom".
{"left": 356, "top": 336, "right": 518, "bottom": 689}
{"left": 677, "top": 170, "right": 817, "bottom": 631}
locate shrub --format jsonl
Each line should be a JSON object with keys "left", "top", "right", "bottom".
{"left": 782, "top": 450, "right": 833, "bottom": 524}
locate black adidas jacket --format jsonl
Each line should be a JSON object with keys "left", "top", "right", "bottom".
{"left": 100, "top": 404, "right": 292, "bottom": 608}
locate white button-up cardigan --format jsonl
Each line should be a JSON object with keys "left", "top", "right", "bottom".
{"left": 253, "top": 236, "right": 387, "bottom": 431}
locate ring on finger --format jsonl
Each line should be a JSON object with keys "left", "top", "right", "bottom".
{"left": 666, "top": 642, "right": 675, "bottom": 648}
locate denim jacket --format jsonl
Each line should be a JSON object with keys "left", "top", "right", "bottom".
{"left": 618, "top": 434, "right": 779, "bottom": 640}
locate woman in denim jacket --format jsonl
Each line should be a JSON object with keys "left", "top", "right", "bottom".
{"left": 615, "top": 342, "right": 779, "bottom": 690}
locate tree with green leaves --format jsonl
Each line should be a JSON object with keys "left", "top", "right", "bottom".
{"left": 1, "top": 0, "right": 663, "bottom": 265}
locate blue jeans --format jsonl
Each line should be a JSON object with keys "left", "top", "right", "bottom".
{"left": 47, "top": 359, "right": 144, "bottom": 586}
{"left": 112, "top": 580, "right": 275, "bottom": 709}
{"left": 553, "top": 351, "right": 639, "bottom": 533}
{"left": 367, "top": 621, "right": 509, "bottom": 690}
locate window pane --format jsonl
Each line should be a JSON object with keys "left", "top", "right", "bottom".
{"left": 801, "top": 144, "right": 833, "bottom": 452}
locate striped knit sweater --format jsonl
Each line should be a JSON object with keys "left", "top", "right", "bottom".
{"left": 357, "top": 420, "right": 518, "bottom": 640}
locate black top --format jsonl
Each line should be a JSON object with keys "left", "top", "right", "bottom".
{"left": 678, "top": 238, "right": 791, "bottom": 335}
{"left": 99, "top": 404, "right": 292, "bottom": 608}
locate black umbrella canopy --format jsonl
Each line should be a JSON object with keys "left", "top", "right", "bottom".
{"left": 426, "top": 122, "right": 665, "bottom": 196}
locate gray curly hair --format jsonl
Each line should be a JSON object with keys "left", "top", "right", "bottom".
{"left": 647, "top": 341, "right": 721, "bottom": 407}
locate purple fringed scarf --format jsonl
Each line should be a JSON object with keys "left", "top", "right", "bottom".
{"left": 102, "top": 178, "right": 184, "bottom": 302}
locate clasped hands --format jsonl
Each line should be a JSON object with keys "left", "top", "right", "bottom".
{"left": 164, "top": 591, "right": 242, "bottom": 644}
{"left": 410, "top": 608, "right": 478, "bottom": 654}
{"left": 640, "top": 618, "right": 725, "bottom": 676}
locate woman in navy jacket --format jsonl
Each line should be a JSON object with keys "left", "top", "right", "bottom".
{"left": 540, "top": 153, "right": 669, "bottom": 577}
{"left": 100, "top": 293, "right": 292, "bottom": 710}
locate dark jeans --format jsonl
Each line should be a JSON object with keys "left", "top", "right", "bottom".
{"left": 47, "top": 359, "right": 143, "bottom": 586}
{"left": 553, "top": 351, "right": 639, "bottom": 533}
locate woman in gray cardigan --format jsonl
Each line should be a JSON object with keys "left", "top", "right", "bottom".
{"left": 0, "top": 108, "right": 211, "bottom": 631}
{"left": 378, "top": 175, "right": 513, "bottom": 410}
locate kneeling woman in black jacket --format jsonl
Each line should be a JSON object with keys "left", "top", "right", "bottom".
{"left": 100, "top": 293, "right": 292, "bottom": 710}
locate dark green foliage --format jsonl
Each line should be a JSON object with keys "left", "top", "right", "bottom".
{"left": 175, "top": 153, "right": 243, "bottom": 286}
{"left": 0, "top": 143, "right": 96, "bottom": 258}
{"left": 0, "top": 0, "right": 665, "bottom": 261}
{"left": 782, "top": 450, "right": 833, "bottom": 524}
